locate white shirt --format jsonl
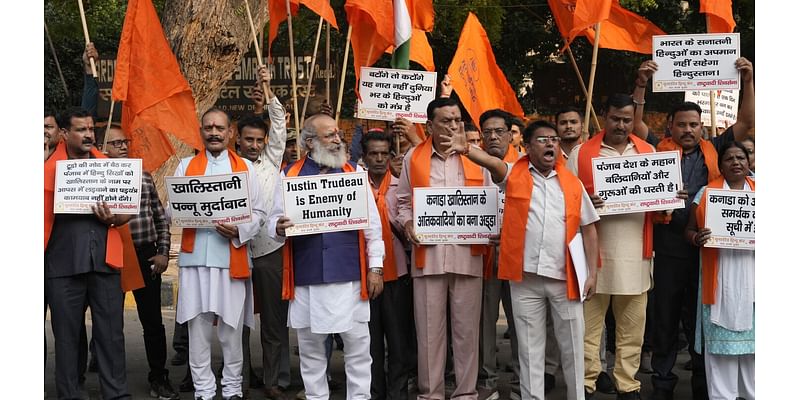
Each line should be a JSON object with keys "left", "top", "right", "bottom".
{"left": 499, "top": 163, "right": 599, "bottom": 280}
{"left": 248, "top": 96, "right": 288, "bottom": 257}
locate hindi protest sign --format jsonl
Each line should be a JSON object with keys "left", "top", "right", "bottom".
{"left": 357, "top": 67, "right": 437, "bottom": 124}
{"left": 592, "top": 151, "right": 683, "bottom": 215}
{"left": 282, "top": 171, "right": 371, "bottom": 236}
{"left": 684, "top": 89, "right": 739, "bottom": 127}
{"left": 54, "top": 158, "right": 143, "bottom": 215}
{"left": 413, "top": 187, "right": 499, "bottom": 244}
{"left": 166, "top": 173, "right": 252, "bottom": 227}
{"left": 703, "top": 188, "right": 755, "bottom": 250}
{"left": 652, "top": 33, "right": 740, "bottom": 92}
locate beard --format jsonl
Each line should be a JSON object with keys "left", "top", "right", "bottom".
{"left": 310, "top": 140, "right": 347, "bottom": 168}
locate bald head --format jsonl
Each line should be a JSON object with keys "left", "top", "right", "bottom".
{"left": 301, "top": 114, "right": 337, "bottom": 152}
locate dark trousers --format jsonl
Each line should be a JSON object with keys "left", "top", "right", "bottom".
{"left": 369, "top": 275, "right": 414, "bottom": 400}
{"left": 251, "top": 249, "right": 291, "bottom": 388}
{"left": 650, "top": 253, "right": 708, "bottom": 398}
{"left": 131, "top": 242, "right": 169, "bottom": 383}
{"left": 46, "top": 272, "right": 130, "bottom": 400}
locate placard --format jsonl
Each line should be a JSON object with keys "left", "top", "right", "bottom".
{"left": 704, "top": 188, "right": 755, "bottom": 250}
{"left": 684, "top": 89, "right": 739, "bottom": 127}
{"left": 357, "top": 67, "right": 437, "bottom": 123}
{"left": 166, "top": 172, "right": 252, "bottom": 227}
{"left": 413, "top": 187, "right": 499, "bottom": 244}
{"left": 592, "top": 151, "right": 683, "bottom": 215}
{"left": 54, "top": 158, "right": 143, "bottom": 215}
{"left": 652, "top": 33, "right": 740, "bottom": 92}
{"left": 282, "top": 171, "right": 371, "bottom": 236}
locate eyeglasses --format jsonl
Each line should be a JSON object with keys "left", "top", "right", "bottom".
{"left": 533, "top": 136, "right": 561, "bottom": 144}
{"left": 482, "top": 127, "right": 509, "bottom": 138}
{"left": 107, "top": 139, "right": 131, "bottom": 148}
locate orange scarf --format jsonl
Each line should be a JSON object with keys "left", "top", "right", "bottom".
{"left": 482, "top": 144, "right": 521, "bottom": 279}
{"left": 655, "top": 138, "right": 720, "bottom": 224}
{"left": 372, "top": 172, "right": 399, "bottom": 282}
{"left": 696, "top": 176, "right": 755, "bottom": 305}
{"left": 180, "top": 150, "right": 251, "bottom": 279}
{"left": 409, "top": 136, "right": 488, "bottom": 268}
{"left": 576, "top": 130, "right": 655, "bottom": 259}
{"left": 498, "top": 157, "right": 584, "bottom": 300}
{"left": 281, "top": 156, "right": 368, "bottom": 300}
{"left": 44, "top": 142, "right": 144, "bottom": 292}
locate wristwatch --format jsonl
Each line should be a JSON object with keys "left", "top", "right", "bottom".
{"left": 369, "top": 267, "right": 383, "bottom": 276}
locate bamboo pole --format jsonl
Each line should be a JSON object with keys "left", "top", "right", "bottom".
{"left": 582, "top": 23, "right": 602, "bottom": 141}
{"left": 335, "top": 26, "right": 353, "bottom": 124}
{"left": 300, "top": 17, "right": 324, "bottom": 126}
{"left": 565, "top": 45, "right": 601, "bottom": 131}
{"left": 104, "top": 98, "right": 114, "bottom": 150}
{"left": 285, "top": 0, "right": 301, "bottom": 131}
{"left": 706, "top": 16, "right": 718, "bottom": 138}
{"left": 242, "top": 0, "right": 271, "bottom": 102}
{"left": 326, "top": 22, "right": 331, "bottom": 104}
{"left": 45, "top": 22, "right": 70, "bottom": 97}
{"left": 77, "top": 0, "right": 97, "bottom": 78}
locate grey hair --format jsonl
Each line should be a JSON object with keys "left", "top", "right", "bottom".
{"left": 299, "top": 127, "right": 317, "bottom": 152}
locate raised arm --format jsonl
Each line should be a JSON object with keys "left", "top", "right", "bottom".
{"left": 439, "top": 123, "right": 508, "bottom": 184}
{"left": 730, "top": 57, "right": 755, "bottom": 141}
{"left": 632, "top": 60, "right": 657, "bottom": 141}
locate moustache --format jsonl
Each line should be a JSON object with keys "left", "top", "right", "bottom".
{"left": 206, "top": 136, "right": 223, "bottom": 142}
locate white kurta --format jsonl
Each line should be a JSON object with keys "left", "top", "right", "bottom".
{"left": 171, "top": 149, "right": 268, "bottom": 329}
{"left": 267, "top": 161, "right": 384, "bottom": 334}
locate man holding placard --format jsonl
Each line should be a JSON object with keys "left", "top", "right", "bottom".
{"left": 634, "top": 57, "right": 754, "bottom": 400}
{"left": 268, "top": 113, "right": 385, "bottom": 400}
{"left": 172, "top": 108, "right": 268, "bottom": 400}
{"left": 568, "top": 94, "right": 684, "bottom": 400}
{"left": 44, "top": 108, "right": 134, "bottom": 399}
{"left": 442, "top": 119, "right": 601, "bottom": 400}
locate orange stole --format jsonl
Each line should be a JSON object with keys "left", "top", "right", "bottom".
{"left": 409, "top": 136, "right": 489, "bottom": 268}
{"left": 180, "top": 151, "right": 251, "bottom": 279}
{"left": 576, "top": 130, "right": 655, "bottom": 259}
{"left": 497, "top": 157, "right": 584, "bottom": 300}
{"left": 695, "top": 176, "right": 755, "bottom": 305}
{"left": 372, "top": 172, "right": 399, "bottom": 282}
{"left": 281, "top": 157, "right": 369, "bottom": 300}
{"left": 654, "top": 138, "right": 720, "bottom": 224}
{"left": 482, "top": 145, "right": 521, "bottom": 279}
{"left": 44, "top": 142, "right": 144, "bottom": 292}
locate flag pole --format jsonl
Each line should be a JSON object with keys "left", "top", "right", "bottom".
{"left": 300, "top": 17, "right": 324, "bottom": 126}
{"left": 326, "top": 22, "right": 331, "bottom": 104}
{"left": 285, "top": 0, "right": 302, "bottom": 131}
{"left": 706, "top": 16, "right": 718, "bottom": 138}
{"left": 582, "top": 23, "right": 602, "bottom": 141}
{"left": 45, "top": 22, "right": 70, "bottom": 98}
{"left": 243, "top": 0, "right": 271, "bottom": 104}
{"left": 335, "top": 26, "right": 353, "bottom": 124}
{"left": 77, "top": 0, "right": 98, "bottom": 78}
{"left": 104, "top": 98, "right": 115, "bottom": 150}
{"left": 565, "top": 45, "right": 601, "bottom": 131}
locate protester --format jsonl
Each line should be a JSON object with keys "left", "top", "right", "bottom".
{"left": 555, "top": 106, "right": 584, "bottom": 159}
{"left": 685, "top": 141, "right": 755, "bottom": 400}
{"left": 172, "top": 108, "right": 268, "bottom": 400}
{"left": 268, "top": 113, "right": 385, "bottom": 400}
{"left": 45, "top": 111, "right": 60, "bottom": 160}
{"left": 442, "top": 119, "right": 600, "bottom": 400}
{"left": 101, "top": 124, "right": 179, "bottom": 399}
{"left": 634, "top": 57, "right": 755, "bottom": 400}
{"left": 465, "top": 122, "right": 481, "bottom": 146}
{"left": 509, "top": 116, "right": 526, "bottom": 155}
{"left": 236, "top": 67, "right": 293, "bottom": 399}
{"left": 396, "top": 97, "right": 494, "bottom": 400}
{"left": 739, "top": 137, "right": 754, "bottom": 175}
{"left": 45, "top": 107, "right": 134, "bottom": 399}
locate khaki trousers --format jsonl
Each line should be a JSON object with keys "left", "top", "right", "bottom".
{"left": 583, "top": 292, "right": 647, "bottom": 393}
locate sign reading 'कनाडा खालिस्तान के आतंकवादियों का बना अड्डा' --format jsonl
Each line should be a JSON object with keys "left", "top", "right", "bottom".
{"left": 652, "top": 33, "right": 740, "bottom": 92}
{"left": 413, "top": 186, "right": 499, "bottom": 244}
{"left": 591, "top": 151, "right": 683, "bottom": 215}
{"left": 166, "top": 172, "right": 252, "bottom": 227}
{"left": 54, "top": 158, "right": 143, "bottom": 215}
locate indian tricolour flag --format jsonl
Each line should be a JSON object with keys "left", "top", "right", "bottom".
{"left": 391, "top": 0, "right": 412, "bottom": 69}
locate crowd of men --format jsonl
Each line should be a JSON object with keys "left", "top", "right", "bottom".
{"left": 45, "top": 43, "right": 756, "bottom": 400}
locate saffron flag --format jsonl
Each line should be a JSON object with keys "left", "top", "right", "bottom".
{"left": 548, "top": 0, "right": 610, "bottom": 48}
{"left": 447, "top": 13, "right": 524, "bottom": 124}
{"left": 700, "top": 0, "right": 736, "bottom": 33}
{"left": 268, "top": 0, "right": 339, "bottom": 54}
{"left": 408, "top": 0, "right": 434, "bottom": 32}
{"left": 582, "top": 1, "right": 666, "bottom": 54}
{"left": 345, "top": 0, "right": 395, "bottom": 86}
{"left": 112, "top": 0, "right": 202, "bottom": 172}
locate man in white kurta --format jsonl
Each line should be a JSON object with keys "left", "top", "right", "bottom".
{"left": 172, "top": 109, "right": 268, "bottom": 400}
{"left": 268, "top": 114, "right": 384, "bottom": 400}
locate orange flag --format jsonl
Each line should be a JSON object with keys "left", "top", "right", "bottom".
{"left": 268, "top": 0, "right": 339, "bottom": 54}
{"left": 700, "top": 0, "right": 735, "bottom": 33}
{"left": 548, "top": 0, "right": 610, "bottom": 48}
{"left": 407, "top": 0, "right": 434, "bottom": 32}
{"left": 345, "top": 0, "right": 395, "bottom": 86}
{"left": 581, "top": 1, "right": 666, "bottom": 54}
{"left": 112, "top": 0, "right": 202, "bottom": 172}
{"left": 386, "top": 28, "right": 435, "bottom": 72}
{"left": 447, "top": 13, "right": 524, "bottom": 124}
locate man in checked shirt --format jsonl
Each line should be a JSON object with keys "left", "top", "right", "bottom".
{"left": 99, "top": 123, "right": 179, "bottom": 399}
